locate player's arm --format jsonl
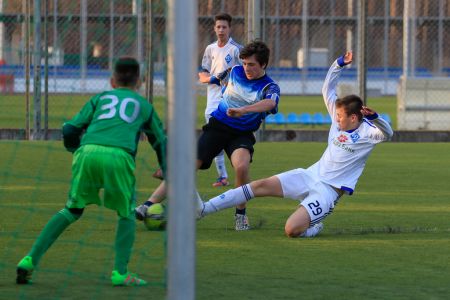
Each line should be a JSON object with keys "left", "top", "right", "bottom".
{"left": 227, "top": 84, "right": 280, "bottom": 118}
{"left": 198, "top": 46, "right": 215, "bottom": 84}
{"left": 62, "top": 98, "right": 96, "bottom": 152}
{"left": 362, "top": 106, "right": 394, "bottom": 141}
{"left": 322, "top": 51, "right": 353, "bottom": 114}
{"left": 143, "top": 109, "right": 167, "bottom": 176}
{"left": 198, "top": 68, "right": 230, "bottom": 86}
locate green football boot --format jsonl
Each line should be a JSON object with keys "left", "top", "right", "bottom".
{"left": 111, "top": 270, "right": 148, "bottom": 286}
{"left": 16, "top": 256, "right": 34, "bottom": 284}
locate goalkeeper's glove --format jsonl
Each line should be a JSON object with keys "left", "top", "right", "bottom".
{"left": 62, "top": 123, "right": 83, "bottom": 153}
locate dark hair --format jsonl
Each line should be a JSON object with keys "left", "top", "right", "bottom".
{"left": 113, "top": 56, "right": 140, "bottom": 87}
{"left": 336, "top": 95, "right": 363, "bottom": 121}
{"left": 239, "top": 40, "right": 270, "bottom": 69}
{"left": 215, "top": 13, "right": 232, "bottom": 26}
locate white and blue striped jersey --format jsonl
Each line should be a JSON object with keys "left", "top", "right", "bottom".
{"left": 211, "top": 65, "right": 280, "bottom": 132}
{"left": 308, "top": 59, "right": 394, "bottom": 195}
{"left": 201, "top": 37, "right": 242, "bottom": 117}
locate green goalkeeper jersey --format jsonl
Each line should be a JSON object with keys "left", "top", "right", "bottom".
{"left": 63, "top": 87, "right": 166, "bottom": 173}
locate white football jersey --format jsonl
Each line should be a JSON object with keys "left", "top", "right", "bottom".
{"left": 308, "top": 60, "right": 394, "bottom": 195}
{"left": 201, "top": 37, "right": 242, "bottom": 118}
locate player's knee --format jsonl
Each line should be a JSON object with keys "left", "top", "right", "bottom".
{"left": 284, "top": 219, "right": 308, "bottom": 238}
{"left": 60, "top": 207, "right": 84, "bottom": 223}
{"left": 233, "top": 162, "right": 249, "bottom": 177}
{"left": 284, "top": 223, "right": 302, "bottom": 238}
{"left": 252, "top": 178, "right": 271, "bottom": 189}
{"left": 67, "top": 207, "right": 84, "bottom": 220}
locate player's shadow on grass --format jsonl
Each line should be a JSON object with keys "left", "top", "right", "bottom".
{"left": 328, "top": 225, "right": 441, "bottom": 236}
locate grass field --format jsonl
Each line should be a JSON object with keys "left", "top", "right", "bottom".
{"left": 1, "top": 141, "right": 449, "bottom": 299}
{"left": 0, "top": 94, "right": 398, "bottom": 130}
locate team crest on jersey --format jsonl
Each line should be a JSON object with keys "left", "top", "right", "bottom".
{"left": 337, "top": 134, "right": 348, "bottom": 143}
{"left": 350, "top": 132, "right": 360, "bottom": 143}
{"left": 225, "top": 54, "right": 232, "bottom": 64}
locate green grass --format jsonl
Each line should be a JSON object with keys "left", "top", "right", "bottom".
{"left": 0, "top": 94, "right": 397, "bottom": 130}
{"left": 1, "top": 141, "right": 449, "bottom": 299}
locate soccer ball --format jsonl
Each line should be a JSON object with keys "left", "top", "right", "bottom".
{"left": 143, "top": 203, "right": 166, "bottom": 231}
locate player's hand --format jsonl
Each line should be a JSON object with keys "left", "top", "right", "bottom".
{"left": 227, "top": 107, "right": 245, "bottom": 118}
{"left": 216, "top": 68, "right": 231, "bottom": 81}
{"left": 361, "top": 106, "right": 376, "bottom": 117}
{"left": 152, "top": 168, "right": 164, "bottom": 180}
{"left": 344, "top": 51, "right": 353, "bottom": 64}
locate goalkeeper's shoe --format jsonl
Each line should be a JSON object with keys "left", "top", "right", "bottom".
{"left": 235, "top": 214, "right": 250, "bottom": 231}
{"left": 212, "top": 177, "right": 230, "bottom": 187}
{"left": 16, "top": 256, "right": 34, "bottom": 284}
{"left": 111, "top": 270, "right": 147, "bottom": 286}
{"left": 300, "top": 222, "right": 324, "bottom": 238}
{"left": 134, "top": 204, "right": 148, "bottom": 221}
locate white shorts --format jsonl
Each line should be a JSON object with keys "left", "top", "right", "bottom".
{"left": 276, "top": 168, "right": 341, "bottom": 226}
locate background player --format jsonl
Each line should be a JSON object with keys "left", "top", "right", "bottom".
{"left": 198, "top": 12, "right": 242, "bottom": 187}
{"left": 136, "top": 41, "right": 280, "bottom": 231}
{"left": 197, "top": 51, "right": 394, "bottom": 237}
{"left": 16, "top": 57, "right": 167, "bottom": 286}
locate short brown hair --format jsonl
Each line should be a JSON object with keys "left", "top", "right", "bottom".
{"left": 336, "top": 95, "right": 363, "bottom": 121}
{"left": 215, "top": 13, "right": 232, "bottom": 26}
{"left": 113, "top": 56, "right": 140, "bottom": 87}
{"left": 239, "top": 40, "right": 270, "bottom": 69}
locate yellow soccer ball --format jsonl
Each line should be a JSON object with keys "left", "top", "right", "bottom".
{"left": 144, "top": 203, "right": 166, "bottom": 231}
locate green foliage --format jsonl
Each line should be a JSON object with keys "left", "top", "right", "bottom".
{"left": 1, "top": 141, "right": 449, "bottom": 299}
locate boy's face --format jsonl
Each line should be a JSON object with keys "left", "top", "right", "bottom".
{"left": 214, "top": 20, "right": 230, "bottom": 42}
{"left": 242, "top": 55, "right": 266, "bottom": 80}
{"left": 335, "top": 106, "right": 359, "bottom": 131}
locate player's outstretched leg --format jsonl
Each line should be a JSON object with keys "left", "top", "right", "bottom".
{"left": 16, "top": 207, "right": 83, "bottom": 284}
{"left": 136, "top": 182, "right": 166, "bottom": 220}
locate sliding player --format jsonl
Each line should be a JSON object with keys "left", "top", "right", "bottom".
{"left": 197, "top": 51, "right": 393, "bottom": 237}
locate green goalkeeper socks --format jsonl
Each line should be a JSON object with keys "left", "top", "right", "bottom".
{"left": 28, "top": 208, "right": 81, "bottom": 266}
{"left": 114, "top": 217, "right": 136, "bottom": 275}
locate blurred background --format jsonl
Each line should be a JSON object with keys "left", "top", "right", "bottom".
{"left": 0, "top": 0, "right": 449, "bottom": 133}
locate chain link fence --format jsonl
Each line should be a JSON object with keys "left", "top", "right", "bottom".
{"left": 1, "top": 0, "right": 449, "bottom": 131}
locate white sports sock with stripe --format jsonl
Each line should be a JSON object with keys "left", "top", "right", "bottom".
{"left": 214, "top": 151, "right": 228, "bottom": 179}
{"left": 202, "top": 184, "right": 254, "bottom": 216}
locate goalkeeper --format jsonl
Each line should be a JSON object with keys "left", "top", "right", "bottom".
{"left": 16, "top": 57, "right": 166, "bottom": 286}
{"left": 197, "top": 51, "right": 394, "bottom": 238}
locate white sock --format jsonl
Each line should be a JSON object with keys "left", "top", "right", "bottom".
{"left": 300, "top": 223, "right": 324, "bottom": 238}
{"left": 214, "top": 151, "right": 228, "bottom": 179}
{"left": 202, "top": 184, "right": 254, "bottom": 216}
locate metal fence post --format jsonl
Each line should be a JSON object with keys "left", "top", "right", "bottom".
{"left": 33, "top": 0, "right": 42, "bottom": 139}
{"left": 167, "top": 0, "right": 197, "bottom": 299}
{"left": 357, "top": 0, "right": 367, "bottom": 104}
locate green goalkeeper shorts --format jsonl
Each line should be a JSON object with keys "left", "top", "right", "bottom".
{"left": 66, "top": 144, "right": 136, "bottom": 218}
